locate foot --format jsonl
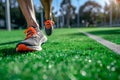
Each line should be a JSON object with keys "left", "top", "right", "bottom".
{"left": 44, "top": 20, "right": 54, "bottom": 36}
{"left": 16, "top": 27, "right": 47, "bottom": 52}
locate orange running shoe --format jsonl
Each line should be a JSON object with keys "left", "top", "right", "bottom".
{"left": 44, "top": 20, "right": 54, "bottom": 36}
{"left": 16, "top": 27, "right": 47, "bottom": 52}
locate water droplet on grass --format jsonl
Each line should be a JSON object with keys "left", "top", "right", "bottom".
{"left": 111, "top": 60, "right": 116, "bottom": 66}
{"left": 43, "top": 74, "right": 48, "bottom": 79}
{"left": 107, "top": 66, "right": 110, "bottom": 70}
{"left": 0, "top": 57, "right": 2, "bottom": 60}
{"left": 100, "top": 63, "right": 103, "bottom": 67}
{"left": 46, "top": 60, "right": 49, "bottom": 62}
{"left": 80, "top": 70, "right": 86, "bottom": 76}
{"left": 88, "top": 60, "right": 91, "bottom": 63}
{"left": 75, "top": 55, "right": 79, "bottom": 59}
{"left": 97, "top": 60, "right": 101, "bottom": 64}
{"left": 111, "top": 67, "right": 116, "bottom": 71}
{"left": 48, "top": 64, "right": 52, "bottom": 69}
{"left": 85, "top": 59, "right": 88, "bottom": 62}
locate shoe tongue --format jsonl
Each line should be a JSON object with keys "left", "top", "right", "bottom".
{"left": 31, "top": 26, "right": 43, "bottom": 36}
{"left": 31, "top": 26, "right": 39, "bottom": 31}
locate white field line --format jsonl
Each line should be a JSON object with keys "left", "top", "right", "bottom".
{"left": 82, "top": 32, "right": 120, "bottom": 55}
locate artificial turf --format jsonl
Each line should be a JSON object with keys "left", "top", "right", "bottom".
{"left": 81, "top": 27, "right": 120, "bottom": 45}
{"left": 0, "top": 28, "right": 120, "bottom": 80}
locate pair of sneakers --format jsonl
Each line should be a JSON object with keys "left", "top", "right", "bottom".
{"left": 16, "top": 20, "right": 54, "bottom": 52}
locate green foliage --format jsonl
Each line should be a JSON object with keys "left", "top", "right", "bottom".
{"left": 10, "top": 7, "right": 26, "bottom": 27}
{"left": 60, "top": 0, "right": 76, "bottom": 28}
{"left": 0, "top": 1, "right": 5, "bottom": 19}
{"left": 0, "top": 28, "right": 120, "bottom": 80}
{"left": 79, "top": 1, "right": 101, "bottom": 25}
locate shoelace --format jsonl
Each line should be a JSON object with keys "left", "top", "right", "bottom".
{"left": 44, "top": 20, "right": 54, "bottom": 29}
{"left": 24, "top": 27, "right": 37, "bottom": 39}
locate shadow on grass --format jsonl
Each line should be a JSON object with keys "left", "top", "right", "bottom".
{"left": 0, "top": 47, "right": 28, "bottom": 57}
{"left": 0, "top": 40, "right": 21, "bottom": 46}
{"left": 0, "top": 48, "right": 17, "bottom": 57}
{"left": 64, "top": 29, "right": 120, "bottom": 37}
{"left": 88, "top": 29, "right": 120, "bottom": 35}
{"left": 63, "top": 32, "right": 85, "bottom": 37}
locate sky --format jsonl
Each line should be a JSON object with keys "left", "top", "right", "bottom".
{"left": 34, "top": 0, "right": 110, "bottom": 15}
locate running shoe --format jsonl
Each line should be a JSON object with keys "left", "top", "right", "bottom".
{"left": 44, "top": 20, "right": 54, "bottom": 36}
{"left": 16, "top": 27, "right": 47, "bottom": 52}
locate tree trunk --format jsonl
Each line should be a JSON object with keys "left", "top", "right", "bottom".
{"left": 66, "top": 12, "right": 70, "bottom": 28}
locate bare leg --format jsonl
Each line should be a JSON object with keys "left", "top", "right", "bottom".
{"left": 40, "top": 0, "right": 52, "bottom": 20}
{"left": 40, "top": 0, "right": 54, "bottom": 36}
{"left": 16, "top": 0, "right": 48, "bottom": 52}
{"left": 17, "top": 0, "right": 39, "bottom": 29}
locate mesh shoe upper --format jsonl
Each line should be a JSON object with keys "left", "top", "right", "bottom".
{"left": 16, "top": 27, "right": 47, "bottom": 47}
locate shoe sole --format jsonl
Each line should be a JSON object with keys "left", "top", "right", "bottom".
{"left": 16, "top": 35, "right": 47, "bottom": 52}
{"left": 45, "top": 26, "right": 53, "bottom": 36}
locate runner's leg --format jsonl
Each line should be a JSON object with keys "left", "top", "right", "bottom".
{"left": 17, "top": 0, "right": 39, "bottom": 29}
{"left": 40, "top": 0, "right": 52, "bottom": 20}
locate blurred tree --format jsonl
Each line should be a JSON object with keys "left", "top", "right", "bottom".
{"left": 115, "top": 0, "right": 120, "bottom": 24}
{"left": 10, "top": 0, "right": 26, "bottom": 28}
{"left": 79, "top": 1, "right": 101, "bottom": 26}
{"left": 0, "top": 0, "right": 5, "bottom": 19}
{"left": 104, "top": 0, "right": 120, "bottom": 26}
{"left": 60, "top": 0, "right": 76, "bottom": 28}
{"left": 103, "top": 2, "right": 109, "bottom": 25}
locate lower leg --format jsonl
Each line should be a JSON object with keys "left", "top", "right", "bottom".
{"left": 40, "top": 0, "right": 52, "bottom": 20}
{"left": 40, "top": 0, "right": 54, "bottom": 36}
{"left": 18, "top": 0, "right": 39, "bottom": 29}
{"left": 16, "top": 0, "right": 48, "bottom": 52}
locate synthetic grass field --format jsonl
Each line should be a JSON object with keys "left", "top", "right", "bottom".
{"left": 81, "top": 27, "right": 120, "bottom": 45}
{"left": 0, "top": 28, "right": 120, "bottom": 80}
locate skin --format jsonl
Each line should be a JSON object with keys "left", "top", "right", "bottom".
{"left": 41, "top": 0, "right": 52, "bottom": 20}
{"left": 17, "top": 0, "right": 52, "bottom": 29}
